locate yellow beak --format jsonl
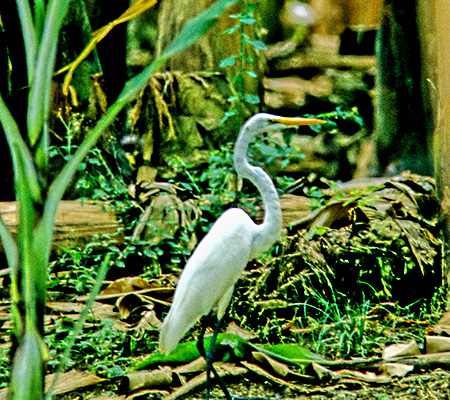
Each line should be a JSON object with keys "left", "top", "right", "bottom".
{"left": 273, "top": 116, "right": 326, "bottom": 126}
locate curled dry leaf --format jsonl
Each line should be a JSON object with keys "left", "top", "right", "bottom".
{"left": 313, "top": 362, "right": 391, "bottom": 384}
{"left": 133, "top": 310, "right": 162, "bottom": 339}
{"left": 428, "top": 310, "right": 450, "bottom": 336}
{"left": 425, "top": 336, "right": 450, "bottom": 354}
{"left": 119, "top": 366, "right": 173, "bottom": 392}
{"left": 379, "top": 362, "right": 414, "bottom": 378}
{"left": 101, "top": 277, "right": 155, "bottom": 297}
{"left": 251, "top": 351, "right": 292, "bottom": 377}
{"left": 382, "top": 340, "right": 421, "bottom": 359}
{"left": 163, "top": 363, "right": 247, "bottom": 400}
{"left": 115, "top": 293, "right": 153, "bottom": 321}
{"left": 241, "top": 361, "right": 299, "bottom": 389}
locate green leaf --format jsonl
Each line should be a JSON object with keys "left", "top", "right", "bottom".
{"left": 10, "top": 327, "right": 45, "bottom": 400}
{"left": 27, "top": 0, "right": 71, "bottom": 149}
{"left": 261, "top": 343, "right": 326, "bottom": 363}
{"left": 239, "top": 15, "right": 255, "bottom": 24}
{"left": 250, "top": 40, "right": 268, "bottom": 50}
{"left": 244, "top": 70, "right": 257, "bottom": 78}
{"left": 244, "top": 94, "right": 260, "bottom": 104}
{"left": 15, "top": 0, "right": 37, "bottom": 81}
{"left": 33, "top": 0, "right": 46, "bottom": 37}
{"left": 220, "top": 56, "right": 236, "bottom": 67}
{"left": 0, "top": 95, "right": 42, "bottom": 204}
{"left": 233, "top": 74, "right": 243, "bottom": 85}
{"left": 135, "top": 340, "right": 202, "bottom": 369}
{"left": 135, "top": 333, "right": 327, "bottom": 370}
{"left": 223, "top": 25, "right": 238, "bottom": 35}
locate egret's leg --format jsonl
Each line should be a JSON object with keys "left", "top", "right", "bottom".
{"left": 197, "top": 315, "right": 233, "bottom": 400}
{"left": 197, "top": 316, "right": 266, "bottom": 400}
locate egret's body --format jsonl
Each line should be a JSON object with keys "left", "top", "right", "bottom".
{"left": 159, "top": 208, "right": 256, "bottom": 353}
{"left": 159, "top": 113, "right": 324, "bottom": 398}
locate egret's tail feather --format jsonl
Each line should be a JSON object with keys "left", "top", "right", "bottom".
{"left": 159, "top": 312, "right": 194, "bottom": 355}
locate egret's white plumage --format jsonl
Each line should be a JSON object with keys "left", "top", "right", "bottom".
{"left": 159, "top": 113, "right": 324, "bottom": 355}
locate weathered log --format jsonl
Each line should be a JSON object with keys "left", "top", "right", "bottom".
{"left": 0, "top": 200, "right": 124, "bottom": 253}
{"left": 274, "top": 53, "right": 376, "bottom": 71}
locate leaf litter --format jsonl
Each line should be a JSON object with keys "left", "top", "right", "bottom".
{"left": 0, "top": 172, "right": 448, "bottom": 399}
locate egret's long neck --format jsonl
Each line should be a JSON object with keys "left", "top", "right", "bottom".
{"left": 234, "top": 125, "right": 282, "bottom": 258}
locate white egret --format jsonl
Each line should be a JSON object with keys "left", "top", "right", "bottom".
{"left": 159, "top": 113, "right": 325, "bottom": 399}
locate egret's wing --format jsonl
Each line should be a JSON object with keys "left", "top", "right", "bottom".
{"left": 159, "top": 208, "right": 256, "bottom": 354}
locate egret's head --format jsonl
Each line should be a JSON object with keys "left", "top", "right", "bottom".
{"left": 243, "top": 113, "right": 326, "bottom": 138}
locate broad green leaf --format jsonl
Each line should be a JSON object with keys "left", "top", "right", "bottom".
{"left": 9, "top": 327, "right": 45, "bottom": 400}
{"left": 15, "top": 0, "right": 37, "bottom": 81}
{"left": 27, "top": 0, "right": 70, "bottom": 148}
{"left": 0, "top": 95, "right": 42, "bottom": 204}
{"left": 136, "top": 333, "right": 326, "bottom": 370}
{"left": 33, "top": 0, "right": 46, "bottom": 37}
{"left": 136, "top": 340, "right": 203, "bottom": 369}
{"left": 261, "top": 343, "right": 327, "bottom": 364}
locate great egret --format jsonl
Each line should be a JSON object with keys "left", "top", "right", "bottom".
{"left": 159, "top": 113, "right": 325, "bottom": 398}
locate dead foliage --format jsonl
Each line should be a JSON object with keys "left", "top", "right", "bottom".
{"left": 0, "top": 172, "right": 445, "bottom": 399}
{"left": 238, "top": 172, "right": 443, "bottom": 339}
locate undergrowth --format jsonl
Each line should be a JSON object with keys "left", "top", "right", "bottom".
{"left": 0, "top": 105, "right": 442, "bottom": 386}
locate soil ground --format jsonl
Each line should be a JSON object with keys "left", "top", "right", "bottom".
{"left": 200, "top": 369, "right": 450, "bottom": 399}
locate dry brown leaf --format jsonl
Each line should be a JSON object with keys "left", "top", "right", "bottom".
{"left": 174, "top": 357, "right": 206, "bottom": 374}
{"left": 382, "top": 340, "right": 421, "bottom": 359}
{"left": 101, "top": 277, "right": 154, "bottom": 296}
{"left": 428, "top": 310, "right": 450, "bottom": 336}
{"left": 90, "top": 302, "right": 129, "bottom": 331}
{"left": 124, "top": 389, "right": 169, "bottom": 400}
{"left": 313, "top": 362, "right": 390, "bottom": 384}
{"left": 90, "top": 395, "right": 126, "bottom": 400}
{"left": 379, "top": 362, "right": 414, "bottom": 378}
{"left": 241, "top": 361, "right": 300, "bottom": 389}
{"left": 132, "top": 310, "right": 162, "bottom": 339}
{"left": 46, "top": 301, "right": 85, "bottom": 313}
{"left": 119, "top": 367, "right": 173, "bottom": 392}
{"left": 47, "top": 369, "right": 106, "bottom": 395}
{"left": 164, "top": 363, "right": 247, "bottom": 400}
{"left": 426, "top": 336, "right": 450, "bottom": 354}
{"left": 224, "top": 321, "right": 257, "bottom": 341}
{"left": 251, "top": 351, "right": 291, "bottom": 377}
{"left": 115, "top": 293, "right": 153, "bottom": 320}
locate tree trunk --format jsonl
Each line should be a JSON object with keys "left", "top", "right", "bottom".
{"left": 154, "top": 0, "right": 262, "bottom": 110}
{"left": 434, "top": 0, "right": 450, "bottom": 251}
{"left": 374, "top": 1, "right": 434, "bottom": 176}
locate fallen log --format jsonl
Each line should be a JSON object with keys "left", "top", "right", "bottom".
{"left": 0, "top": 200, "right": 125, "bottom": 253}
